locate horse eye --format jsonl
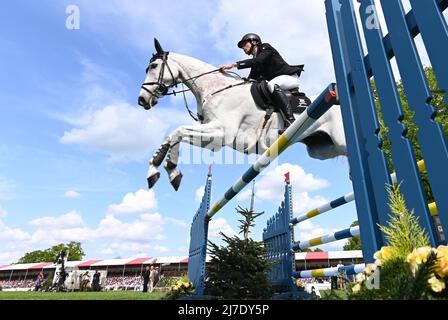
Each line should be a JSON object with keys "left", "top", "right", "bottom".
{"left": 145, "top": 64, "right": 158, "bottom": 74}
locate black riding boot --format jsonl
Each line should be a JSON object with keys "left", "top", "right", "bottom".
{"left": 272, "top": 85, "right": 295, "bottom": 133}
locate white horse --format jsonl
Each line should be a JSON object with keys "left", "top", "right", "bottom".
{"left": 138, "top": 39, "right": 347, "bottom": 190}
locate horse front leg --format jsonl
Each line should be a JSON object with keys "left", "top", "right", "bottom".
{"left": 147, "top": 139, "right": 171, "bottom": 189}
{"left": 164, "top": 123, "right": 225, "bottom": 191}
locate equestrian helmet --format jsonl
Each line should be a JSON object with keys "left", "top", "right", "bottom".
{"left": 237, "top": 33, "right": 262, "bottom": 48}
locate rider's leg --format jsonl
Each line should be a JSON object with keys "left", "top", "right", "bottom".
{"left": 268, "top": 75, "right": 300, "bottom": 131}
{"left": 267, "top": 74, "right": 300, "bottom": 93}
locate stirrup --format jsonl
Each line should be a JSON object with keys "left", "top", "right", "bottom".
{"left": 278, "top": 116, "right": 295, "bottom": 135}
{"left": 278, "top": 128, "right": 287, "bottom": 135}
{"left": 278, "top": 122, "right": 291, "bottom": 135}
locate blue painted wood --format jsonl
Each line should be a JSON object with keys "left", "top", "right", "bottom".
{"left": 362, "top": 0, "right": 448, "bottom": 79}
{"left": 359, "top": 0, "right": 439, "bottom": 245}
{"left": 410, "top": 0, "right": 448, "bottom": 104}
{"left": 325, "top": 0, "right": 385, "bottom": 263}
{"left": 380, "top": 0, "right": 448, "bottom": 244}
{"left": 187, "top": 172, "right": 212, "bottom": 297}
{"left": 340, "top": 0, "right": 393, "bottom": 239}
{"left": 262, "top": 181, "right": 298, "bottom": 296}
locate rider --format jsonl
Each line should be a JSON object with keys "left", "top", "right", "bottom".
{"left": 220, "top": 33, "right": 303, "bottom": 130}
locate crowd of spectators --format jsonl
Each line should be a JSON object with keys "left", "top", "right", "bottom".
{"left": 104, "top": 275, "right": 143, "bottom": 291}
{"left": 0, "top": 273, "right": 167, "bottom": 291}
{"left": 1, "top": 279, "right": 35, "bottom": 289}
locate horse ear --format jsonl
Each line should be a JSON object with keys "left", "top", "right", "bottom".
{"left": 154, "top": 38, "right": 164, "bottom": 54}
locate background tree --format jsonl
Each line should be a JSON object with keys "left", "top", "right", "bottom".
{"left": 343, "top": 221, "right": 362, "bottom": 251}
{"left": 301, "top": 248, "right": 324, "bottom": 252}
{"left": 374, "top": 67, "right": 448, "bottom": 202}
{"left": 17, "top": 242, "right": 85, "bottom": 264}
{"left": 347, "top": 67, "right": 447, "bottom": 253}
{"left": 205, "top": 207, "right": 272, "bottom": 299}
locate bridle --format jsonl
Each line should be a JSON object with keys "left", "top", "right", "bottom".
{"left": 140, "top": 51, "right": 177, "bottom": 98}
{"left": 140, "top": 51, "right": 250, "bottom": 122}
{"left": 140, "top": 51, "right": 218, "bottom": 122}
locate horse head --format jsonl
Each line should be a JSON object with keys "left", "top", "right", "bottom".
{"left": 138, "top": 38, "right": 180, "bottom": 110}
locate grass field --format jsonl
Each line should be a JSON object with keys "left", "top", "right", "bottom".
{"left": 0, "top": 291, "right": 166, "bottom": 300}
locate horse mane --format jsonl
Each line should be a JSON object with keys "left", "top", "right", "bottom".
{"left": 169, "top": 52, "right": 243, "bottom": 83}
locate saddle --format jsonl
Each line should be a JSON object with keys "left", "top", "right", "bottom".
{"left": 250, "top": 81, "right": 312, "bottom": 125}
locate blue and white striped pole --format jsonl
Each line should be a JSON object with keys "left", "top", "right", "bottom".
{"left": 290, "top": 160, "right": 436, "bottom": 226}
{"left": 291, "top": 193, "right": 355, "bottom": 225}
{"left": 293, "top": 263, "right": 365, "bottom": 278}
{"left": 292, "top": 226, "right": 360, "bottom": 251}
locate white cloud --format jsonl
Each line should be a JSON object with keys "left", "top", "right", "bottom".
{"left": 296, "top": 220, "right": 347, "bottom": 251}
{"left": 208, "top": 0, "right": 334, "bottom": 95}
{"left": 0, "top": 252, "right": 20, "bottom": 264}
{"left": 96, "top": 213, "right": 165, "bottom": 241}
{"left": 0, "top": 207, "right": 168, "bottom": 258}
{"left": 97, "top": 242, "right": 168, "bottom": 257}
{"left": 165, "top": 217, "right": 189, "bottom": 228}
{"left": 53, "top": 56, "right": 190, "bottom": 163}
{"left": 292, "top": 192, "right": 328, "bottom": 215}
{"left": 0, "top": 176, "right": 16, "bottom": 200}
{"left": 177, "top": 247, "right": 188, "bottom": 254}
{"left": 0, "top": 206, "right": 7, "bottom": 218}
{"left": 64, "top": 190, "right": 81, "bottom": 198}
{"left": 316, "top": 239, "right": 350, "bottom": 252}
{"left": 60, "top": 103, "right": 189, "bottom": 162}
{"left": 30, "top": 227, "right": 93, "bottom": 245}
{"left": 24, "top": 211, "right": 167, "bottom": 248}
{"left": 71, "top": 0, "right": 334, "bottom": 96}
{"left": 208, "top": 217, "right": 236, "bottom": 238}
{"left": 108, "top": 189, "right": 158, "bottom": 214}
{"left": 236, "top": 163, "right": 329, "bottom": 214}
{"left": 60, "top": 103, "right": 189, "bottom": 161}
{"left": 195, "top": 185, "right": 205, "bottom": 203}
{"left": 76, "top": 0, "right": 216, "bottom": 55}
{"left": 0, "top": 188, "right": 183, "bottom": 262}
{"left": 0, "top": 219, "right": 31, "bottom": 241}
{"left": 29, "top": 211, "right": 86, "bottom": 230}
{"left": 28, "top": 211, "right": 93, "bottom": 244}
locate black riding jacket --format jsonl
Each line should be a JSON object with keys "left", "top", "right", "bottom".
{"left": 236, "top": 43, "right": 303, "bottom": 81}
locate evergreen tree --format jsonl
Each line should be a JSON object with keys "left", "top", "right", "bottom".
{"left": 205, "top": 207, "right": 272, "bottom": 299}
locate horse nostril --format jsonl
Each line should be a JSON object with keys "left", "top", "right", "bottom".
{"left": 138, "top": 96, "right": 147, "bottom": 107}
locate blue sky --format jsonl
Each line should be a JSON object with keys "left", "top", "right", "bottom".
{"left": 5, "top": 0, "right": 432, "bottom": 263}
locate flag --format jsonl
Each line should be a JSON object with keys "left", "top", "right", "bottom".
{"left": 284, "top": 172, "right": 290, "bottom": 183}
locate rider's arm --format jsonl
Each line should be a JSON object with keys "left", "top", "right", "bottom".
{"left": 248, "top": 68, "right": 260, "bottom": 81}
{"left": 236, "top": 45, "right": 275, "bottom": 70}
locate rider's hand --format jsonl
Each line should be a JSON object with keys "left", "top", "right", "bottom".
{"left": 219, "top": 63, "right": 236, "bottom": 72}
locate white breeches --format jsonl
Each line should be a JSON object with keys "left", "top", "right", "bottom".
{"left": 267, "top": 74, "right": 300, "bottom": 93}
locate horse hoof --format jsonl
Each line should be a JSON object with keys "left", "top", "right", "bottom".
{"left": 147, "top": 172, "right": 160, "bottom": 189}
{"left": 170, "top": 172, "right": 183, "bottom": 191}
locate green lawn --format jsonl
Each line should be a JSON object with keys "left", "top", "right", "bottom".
{"left": 320, "top": 289, "right": 348, "bottom": 300}
{"left": 0, "top": 291, "right": 166, "bottom": 300}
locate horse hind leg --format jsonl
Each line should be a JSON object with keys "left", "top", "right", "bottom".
{"left": 147, "top": 141, "right": 170, "bottom": 189}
